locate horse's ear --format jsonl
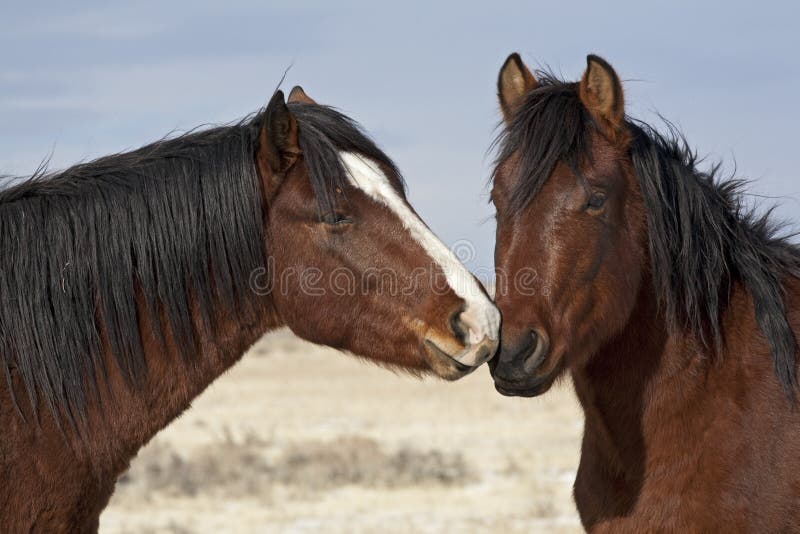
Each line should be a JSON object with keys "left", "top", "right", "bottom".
{"left": 498, "top": 53, "right": 538, "bottom": 122}
{"left": 579, "top": 55, "right": 625, "bottom": 137}
{"left": 257, "top": 90, "right": 301, "bottom": 199}
{"left": 288, "top": 85, "right": 317, "bottom": 105}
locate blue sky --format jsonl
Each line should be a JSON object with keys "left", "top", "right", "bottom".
{"left": 2, "top": 1, "right": 798, "bottom": 270}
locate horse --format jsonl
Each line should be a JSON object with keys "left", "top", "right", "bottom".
{"left": 0, "top": 85, "right": 500, "bottom": 532}
{"left": 489, "top": 53, "right": 800, "bottom": 532}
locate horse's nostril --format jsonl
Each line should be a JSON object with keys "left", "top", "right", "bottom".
{"left": 500, "top": 331, "right": 534, "bottom": 364}
{"left": 498, "top": 329, "right": 548, "bottom": 374}
{"left": 529, "top": 330, "right": 539, "bottom": 351}
{"left": 449, "top": 308, "right": 469, "bottom": 345}
{"left": 523, "top": 329, "right": 549, "bottom": 373}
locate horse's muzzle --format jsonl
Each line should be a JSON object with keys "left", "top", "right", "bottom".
{"left": 423, "top": 335, "right": 499, "bottom": 380}
{"left": 489, "top": 329, "right": 555, "bottom": 396}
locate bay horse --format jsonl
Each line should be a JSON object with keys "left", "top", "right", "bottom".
{"left": 0, "top": 86, "right": 499, "bottom": 532}
{"left": 489, "top": 53, "right": 800, "bottom": 532}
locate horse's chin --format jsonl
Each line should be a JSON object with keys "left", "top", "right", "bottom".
{"left": 492, "top": 368, "right": 558, "bottom": 397}
{"left": 422, "top": 337, "right": 498, "bottom": 380}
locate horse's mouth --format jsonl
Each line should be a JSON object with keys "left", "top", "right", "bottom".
{"left": 492, "top": 371, "right": 556, "bottom": 397}
{"left": 423, "top": 336, "right": 498, "bottom": 380}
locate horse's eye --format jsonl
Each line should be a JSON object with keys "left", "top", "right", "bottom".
{"left": 321, "top": 212, "right": 353, "bottom": 226}
{"left": 587, "top": 193, "right": 607, "bottom": 210}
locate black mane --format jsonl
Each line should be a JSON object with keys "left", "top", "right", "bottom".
{"left": 0, "top": 99, "right": 399, "bottom": 428}
{"left": 494, "top": 72, "right": 800, "bottom": 396}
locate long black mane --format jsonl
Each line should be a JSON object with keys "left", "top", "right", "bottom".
{"left": 0, "top": 99, "right": 399, "bottom": 428}
{"left": 494, "top": 72, "right": 800, "bottom": 396}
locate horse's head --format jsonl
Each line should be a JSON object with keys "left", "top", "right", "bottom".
{"left": 255, "top": 87, "right": 499, "bottom": 380}
{"left": 490, "top": 54, "right": 646, "bottom": 396}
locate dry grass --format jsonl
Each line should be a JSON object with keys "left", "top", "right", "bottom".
{"left": 117, "top": 433, "right": 475, "bottom": 503}
{"left": 101, "top": 329, "right": 584, "bottom": 533}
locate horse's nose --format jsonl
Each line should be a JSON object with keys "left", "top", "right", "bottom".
{"left": 420, "top": 300, "right": 500, "bottom": 379}
{"left": 445, "top": 304, "right": 500, "bottom": 367}
{"left": 493, "top": 329, "right": 549, "bottom": 380}
{"left": 449, "top": 308, "right": 470, "bottom": 345}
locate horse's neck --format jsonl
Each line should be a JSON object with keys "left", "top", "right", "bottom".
{"left": 77, "top": 293, "right": 281, "bottom": 474}
{"left": 569, "top": 279, "right": 712, "bottom": 479}
{"left": 570, "top": 274, "right": 785, "bottom": 478}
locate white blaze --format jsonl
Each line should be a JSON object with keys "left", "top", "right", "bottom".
{"left": 340, "top": 152, "right": 500, "bottom": 344}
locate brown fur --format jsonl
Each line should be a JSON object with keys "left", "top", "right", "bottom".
{"left": 0, "top": 90, "right": 480, "bottom": 532}
{"left": 491, "top": 54, "right": 800, "bottom": 531}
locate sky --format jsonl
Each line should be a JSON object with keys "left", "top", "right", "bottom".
{"left": 1, "top": 1, "right": 799, "bottom": 272}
